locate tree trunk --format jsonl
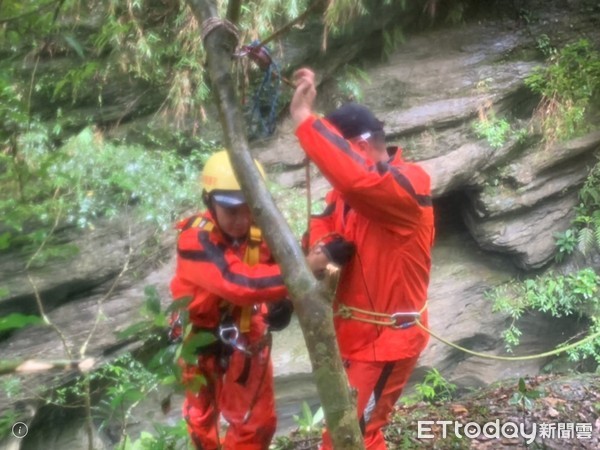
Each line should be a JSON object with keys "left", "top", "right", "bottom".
{"left": 185, "top": 1, "right": 364, "bottom": 448}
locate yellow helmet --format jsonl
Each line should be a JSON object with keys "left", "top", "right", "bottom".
{"left": 202, "top": 150, "right": 266, "bottom": 206}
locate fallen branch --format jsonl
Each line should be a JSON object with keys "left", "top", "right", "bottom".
{"left": 0, "top": 358, "right": 95, "bottom": 376}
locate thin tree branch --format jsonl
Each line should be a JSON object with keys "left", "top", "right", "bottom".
{"left": 26, "top": 272, "right": 74, "bottom": 359}
{"left": 256, "top": 0, "right": 324, "bottom": 48}
{"left": 79, "top": 215, "right": 134, "bottom": 359}
{"left": 83, "top": 375, "right": 94, "bottom": 450}
{"left": 52, "top": 0, "right": 66, "bottom": 24}
{"left": 26, "top": 54, "right": 41, "bottom": 128}
{"left": 226, "top": 0, "right": 242, "bottom": 25}
{"left": 25, "top": 193, "right": 74, "bottom": 359}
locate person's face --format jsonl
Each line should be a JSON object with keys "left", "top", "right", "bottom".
{"left": 213, "top": 202, "right": 252, "bottom": 239}
{"left": 352, "top": 134, "right": 387, "bottom": 163}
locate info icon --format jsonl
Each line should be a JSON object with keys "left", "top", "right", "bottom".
{"left": 12, "top": 422, "right": 28, "bottom": 438}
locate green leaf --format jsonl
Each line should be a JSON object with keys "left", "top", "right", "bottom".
{"left": 160, "top": 375, "right": 176, "bottom": 385}
{"left": 312, "top": 407, "right": 324, "bottom": 426}
{"left": 301, "top": 401, "right": 313, "bottom": 424}
{"left": 144, "top": 285, "right": 161, "bottom": 315}
{"left": 508, "top": 392, "right": 522, "bottom": 406}
{"left": 63, "top": 35, "right": 85, "bottom": 59}
{"left": 518, "top": 378, "right": 526, "bottom": 393}
{"left": 0, "top": 232, "right": 11, "bottom": 250}
{"left": 0, "top": 313, "right": 43, "bottom": 331}
{"left": 578, "top": 227, "right": 594, "bottom": 255}
{"left": 180, "top": 332, "right": 217, "bottom": 364}
{"left": 165, "top": 296, "right": 193, "bottom": 313}
{"left": 527, "top": 389, "right": 542, "bottom": 399}
{"left": 115, "top": 321, "right": 150, "bottom": 340}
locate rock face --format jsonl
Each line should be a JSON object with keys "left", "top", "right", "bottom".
{"left": 260, "top": 12, "right": 600, "bottom": 270}
{"left": 2, "top": 0, "right": 600, "bottom": 447}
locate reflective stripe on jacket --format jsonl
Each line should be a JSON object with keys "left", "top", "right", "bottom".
{"left": 170, "top": 212, "right": 287, "bottom": 340}
{"left": 297, "top": 115, "right": 435, "bottom": 361}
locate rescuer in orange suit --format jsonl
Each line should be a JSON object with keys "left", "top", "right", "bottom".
{"left": 290, "top": 68, "right": 435, "bottom": 450}
{"left": 170, "top": 150, "right": 297, "bottom": 450}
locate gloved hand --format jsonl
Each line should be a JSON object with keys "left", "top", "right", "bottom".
{"left": 321, "top": 237, "right": 356, "bottom": 266}
{"left": 265, "top": 299, "right": 294, "bottom": 331}
{"left": 168, "top": 312, "right": 183, "bottom": 343}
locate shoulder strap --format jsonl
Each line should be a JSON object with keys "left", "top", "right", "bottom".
{"left": 239, "top": 225, "right": 262, "bottom": 332}
{"left": 199, "top": 218, "right": 214, "bottom": 232}
{"left": 179, "top": 215, "right": 213, "bottom": 232}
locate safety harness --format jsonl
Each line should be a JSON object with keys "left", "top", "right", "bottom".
{"left": 186, "top": 216, "right": 264, "bottom": 352}
{"left": 309, "top": 233, "right": 426, "bottom": 330}
{"left": 336, "top": 304, "right": 426, "bottom": 329}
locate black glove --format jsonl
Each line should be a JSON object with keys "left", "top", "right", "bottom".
{"left": 167, "top": 313, "right": 183, "bottom": 344}
{"left": 266, "top": 299, "right": 294, "bottom": 331}
{"left": 322, "top": 238, "right": 356, "bottom": 266}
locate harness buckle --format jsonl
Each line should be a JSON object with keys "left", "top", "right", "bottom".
{"left": 391, "top": 312, "right": 420, "bottom": 329}
{"left": 218, "top": 324, "right": 251, "bottom": 355}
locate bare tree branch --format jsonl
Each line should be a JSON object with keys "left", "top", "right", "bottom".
{"left": 0, "top": 358, "right": 95, "bottom": 376}
{"left": 225, "top": 0, "right": 242, "bottom": 24}
{"left": 25, "top": 195, "right": 74, "bottom": 359}
{"left": 79, "top": 215, "right": 134, "bottom": 359}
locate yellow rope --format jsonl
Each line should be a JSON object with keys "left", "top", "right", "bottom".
{"left": 336, "top": 303, "right": 600, "bottom": 361}
{"left": 336, "top": 305, "right": 397, "bottom": 326}
{"left": 415, "top": 319, "right": 600, "bottom": 361}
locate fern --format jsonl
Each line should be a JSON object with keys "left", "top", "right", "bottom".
{"left": 578, "top": 226, "right": 595, "bottom": 256}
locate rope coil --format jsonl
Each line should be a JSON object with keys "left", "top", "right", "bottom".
{"left": 201, "top": 17, "right": 239, "bottom": 42}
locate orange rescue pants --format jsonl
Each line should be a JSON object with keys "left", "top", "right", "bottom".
{"left": 320, "top": 355, "right": 420, "bottom": 450}
{"left": 183, "top": 345, "right": 276, "bottom": 450}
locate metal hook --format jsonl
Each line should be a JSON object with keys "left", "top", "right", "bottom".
{"left": 391, "top": 312, "right": 420, "bottom": 329}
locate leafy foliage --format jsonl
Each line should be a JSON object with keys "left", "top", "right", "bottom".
{"left": 292, "top": 401, "right": 324, "bottom": 435}
{"left": 1, "top": 124, "right": 207, "bottom": 255}
{"left": 381, "top": 24, "right": 406, "bottom": 61}
{"left": 535, "top": 34, "right": 557, "bottom": 59}
{"left": 525, "top": 39, "right": 600, "bottom": 144}
{"left": 508, "top": 378, "right": 542, "bottom": 411}
{"left": 269, "top": 182, "right": 324, "bottom": 238}
{"left": 26, "top": 284, "right": 200, "bottom": 448}
{"left": 401, "top": 368, "right": 457, "bottom": 405}
{"left": 0, "top": 409, "right": 20, "bottom": 440}
{"left": 1, "top": 376, "right": 21, "bottom": 400}
{"left": 324, "top": 0, "right": 369, "bottom": 34}
{"left": 271, "top": 402, "right": 323, "bottom": 450}
{"left": 488, "top": 268, "right": 600, "bottom": 365}
{"left": 0, "top": 0, "right": 318, "bottom": 129}
{"left": 0, "top": 313, "right": 44, "bottom": 332}
{"left": 332, "top": 64, "right": 370, "bottom": 106}
{"left": 554, "top": 228, "right": 578, "bottom": 262}
{"left": 415, "top": 368, "right": 457, "bottom": 403}
{"left": 473, "top": 116, "right": 512, "bottom": 149}
{"left": 555, "top": 161, "right": 600, "bottom": 260}
{"left": 117, "top": 420, "right": 190, "bottom": 450}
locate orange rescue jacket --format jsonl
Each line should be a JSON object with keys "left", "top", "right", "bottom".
{"left": 170, "top": 212, "right": 287, "bottom": 341}
{"left": 297, "top": 115, "right": 435, "bottom": 361}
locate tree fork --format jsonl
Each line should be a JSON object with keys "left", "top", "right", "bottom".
{"left": 185, "top": 1, "right": 364, "bottom": 448}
